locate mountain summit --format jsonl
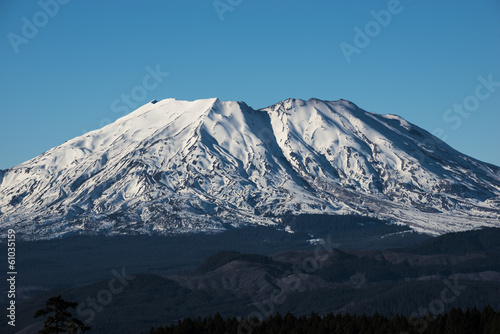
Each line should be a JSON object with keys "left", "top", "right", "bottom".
{"left": 1, "top": 98, "right": 499, "bottom": 239}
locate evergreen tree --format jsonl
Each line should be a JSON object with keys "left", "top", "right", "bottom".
{"left": 146, "top": 305, "right": 500, "bottom": 334}
{"left": 34, "top": 295, "right": 90, "bottom": 333}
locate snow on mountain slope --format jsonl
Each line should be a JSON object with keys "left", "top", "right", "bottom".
{"left": 0, "top": 98, "right": 499, "bottom": 239}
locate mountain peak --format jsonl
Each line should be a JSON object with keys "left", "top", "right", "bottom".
{"left": 1, "top": 97, "right": 499, "bottom": 240}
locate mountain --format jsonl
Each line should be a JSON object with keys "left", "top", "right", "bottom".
{"left": 5, "top": 228, "right": 500, "bottom": 333}
{"left": 0, "top": 98, "right": 499, "bottom": 239}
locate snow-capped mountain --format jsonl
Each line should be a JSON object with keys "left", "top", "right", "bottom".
{"left": 1, "top": 98, "right": 499, "bottom": 239}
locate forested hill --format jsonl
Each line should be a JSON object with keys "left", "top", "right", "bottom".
{"left": 146, "top": 307, "right": 500, "bottom": 334}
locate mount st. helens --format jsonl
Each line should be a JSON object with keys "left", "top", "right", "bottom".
{"left": 0, "top": 98, "right": 499, "bottom": 239}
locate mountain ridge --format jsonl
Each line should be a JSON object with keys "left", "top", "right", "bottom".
{"left": 0, "top": 97, "right": 499, "bottom": 239}
{"left": 4, "top": 227, "right": 500, "bottom": 333}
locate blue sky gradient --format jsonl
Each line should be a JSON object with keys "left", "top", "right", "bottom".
{"left": 1, "top": 0, "right": 499, "bottom": 169}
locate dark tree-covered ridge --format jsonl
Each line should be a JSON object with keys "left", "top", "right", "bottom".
{"left": 147, "top": 306, "right": 500, "bottom": 334}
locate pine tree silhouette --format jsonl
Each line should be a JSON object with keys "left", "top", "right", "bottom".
{"left": 34, "top": 295, "right": 90, "bottom": 333}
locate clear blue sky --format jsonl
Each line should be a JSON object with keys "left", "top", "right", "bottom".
{"left": 1, "top": 0, "right": 499, "bottom": 169}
